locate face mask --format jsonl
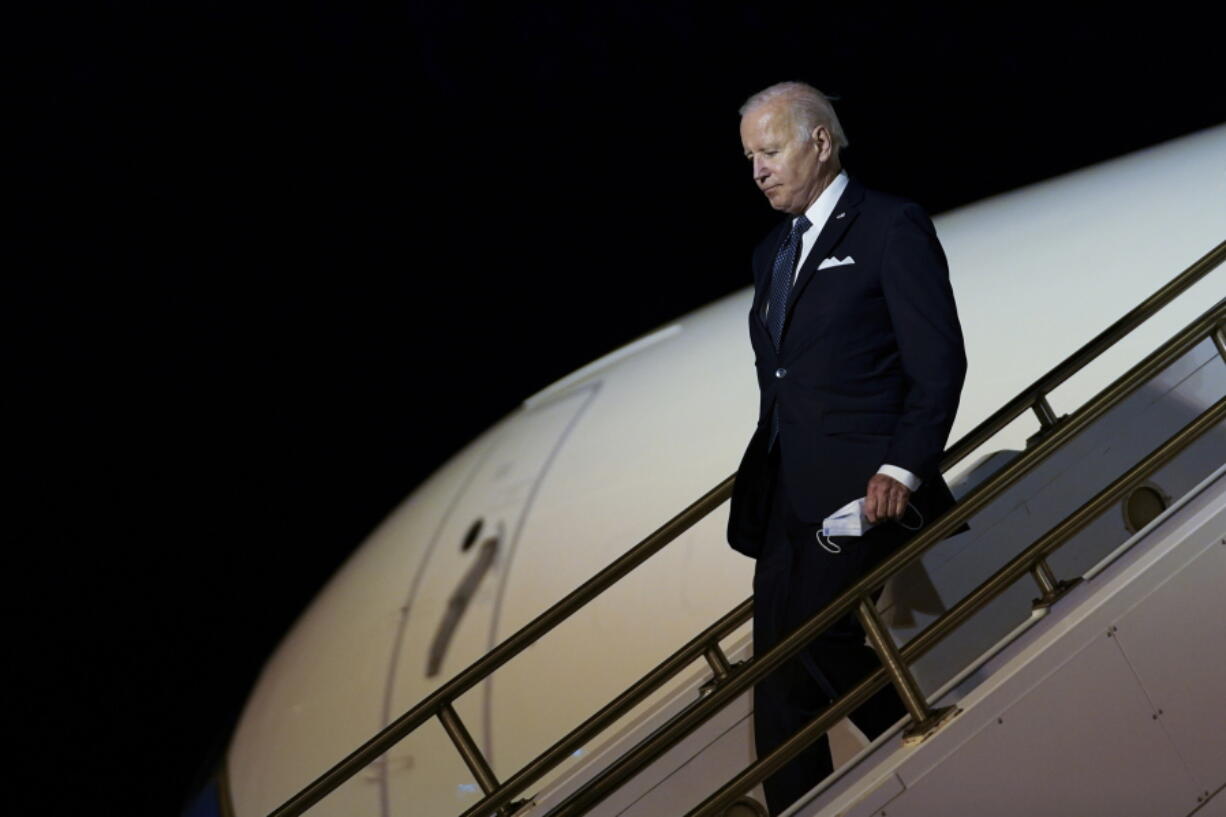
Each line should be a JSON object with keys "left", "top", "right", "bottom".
{"left": 817, "top": 497, "right": 923, "bottom": 553}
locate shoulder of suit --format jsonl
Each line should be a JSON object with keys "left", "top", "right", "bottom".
{"left": 854, "top": 187, "right": 933, "bottom": 234}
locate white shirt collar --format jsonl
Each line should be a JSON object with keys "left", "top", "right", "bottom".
{"left": 793, "top": 169, "right": 849, "bottom": 232}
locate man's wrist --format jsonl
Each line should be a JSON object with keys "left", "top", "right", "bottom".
{"left": 876, "top": 464, "right": 921, "bottom": 492}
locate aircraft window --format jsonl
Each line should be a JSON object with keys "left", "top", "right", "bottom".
{"left": 723, "top": 797, "right": 767, "bottom": 817}
{"left": 1123, "top": 482, "right": 1168, "bottom": 533}
{"left": 461, "top": 518, "right": 483, "bottom": 552}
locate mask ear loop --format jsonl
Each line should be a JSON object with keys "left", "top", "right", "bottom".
{"left": 816, "top": 531, "right": 843, "bottom": 554}
{"left": 895, "top": 501, "right": 924, "bottom": 531}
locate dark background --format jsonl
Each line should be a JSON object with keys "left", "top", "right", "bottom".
{"left": 13, "top": 3, "right": 1223, "bottom": 814}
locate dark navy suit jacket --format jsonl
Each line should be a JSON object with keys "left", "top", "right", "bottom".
{"left": 727, "top": 174, "right": 968, "bottom": 558}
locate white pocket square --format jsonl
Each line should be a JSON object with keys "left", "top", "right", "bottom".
{"left": 818, "top": 255, "right": 855, "bottom": 270}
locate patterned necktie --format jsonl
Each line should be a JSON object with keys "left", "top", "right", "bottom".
{"left": 765, "top": 214, "right": 812, "bottom": 348}
{"left": 766, "top": 214, "right": 811, "bottom": 450}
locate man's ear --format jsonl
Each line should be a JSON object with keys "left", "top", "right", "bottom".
{"left": 810, "top": 124, "right": 834, "bottom": 162}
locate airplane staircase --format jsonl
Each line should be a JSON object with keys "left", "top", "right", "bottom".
{"left": 265, "top": 240, "right": 1226, "bottom": 817}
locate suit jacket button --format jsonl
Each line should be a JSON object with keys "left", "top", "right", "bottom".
{"left": 775, "top": 367, "right": 787, "bottom": 378}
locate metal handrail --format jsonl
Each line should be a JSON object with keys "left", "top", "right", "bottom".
{"left": 942, "top": 241, "right": 1225, "bottom": 466}
{"left": 266, "top": 240, "right": 1223, "bottom": 817}
{"left": 685, "top": 363, "right": 1226, "bottom": 815}
{"left": 268, "top": 474, "right": 736, "bottom": 817}
{"left": 684, "top": 400, "right": 1226, "bottom": 816}
{"left": 541, "top": 297, "right": 1226, "bottom": 817}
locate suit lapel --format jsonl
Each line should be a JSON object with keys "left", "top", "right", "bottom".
{"left": 783, "top": 176, "right": 865, "bottom": 322}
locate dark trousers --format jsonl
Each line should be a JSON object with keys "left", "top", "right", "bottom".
{"left": 752, "top": 441, "right": 908, "bottom": 816}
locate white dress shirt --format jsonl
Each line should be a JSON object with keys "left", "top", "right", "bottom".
{"left": 764, "top": 169, "right": 921, "bottom": 493}
{"left": 794, "top": 169, "right": 849, "bottom": 282}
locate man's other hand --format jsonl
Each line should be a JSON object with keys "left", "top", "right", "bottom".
{"left": 865, "top": 473, "right": 911, "bottom": 525}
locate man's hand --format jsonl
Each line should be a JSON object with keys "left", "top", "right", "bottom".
{"left": 865, "top": 473, "right": 911, "bottom": 525}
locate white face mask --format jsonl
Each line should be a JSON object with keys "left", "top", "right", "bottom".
{"left": 817, "top": 497, "right": 923, "bottom": 553}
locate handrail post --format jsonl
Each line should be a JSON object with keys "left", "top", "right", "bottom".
{"left": 855, "top": 599, "right": 958, "bottom": 745}
{"left": 1032, "top": 394, "right": 1059, "bottom": 428}
{"left": 1030, "top": 557, "right": 1080, "bottom": 610}
{"left": 1026, "top": 394, "right": 1067, "bottom": 448}
{"left": 703, "top": 644, "right": 732, "bottom": 681}
{"left": 698, "top": 643, "right": 737, "bottom": 697}
{"left": 437, "top": 704, "right": 504, "bottom": 805}
{"left": 1213, "top": 323, "right": 1226, "bottom": 362}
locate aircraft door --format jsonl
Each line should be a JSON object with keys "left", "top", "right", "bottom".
{"left": 377, "top": 383, "right": 600, "bottom": 816}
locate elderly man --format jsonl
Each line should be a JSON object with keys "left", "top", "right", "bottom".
{"left": 726, "top": 81, "right": 967, "bottom": 815}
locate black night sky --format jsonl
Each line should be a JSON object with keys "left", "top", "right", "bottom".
{"left": 14, "top": 3, "right": 1224, "bottom": 814}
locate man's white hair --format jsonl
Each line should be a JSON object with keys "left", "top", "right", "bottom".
{"left": 739, "top": 81, "right": 849, "bottom": 153}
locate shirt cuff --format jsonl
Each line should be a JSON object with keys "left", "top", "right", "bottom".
{"left": 877, "top": 464, "right": 922, "bottom": 492}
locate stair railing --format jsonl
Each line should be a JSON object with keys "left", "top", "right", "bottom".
{"left": 575, "top": 307, "right": 1226, "bottom": 817}
{"left": 267, "top": 240, "right": 1224, "bottom": 817}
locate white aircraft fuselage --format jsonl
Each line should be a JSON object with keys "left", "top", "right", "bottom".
{"left": 215, "top": 125, "right": 1226, "bottom": 817}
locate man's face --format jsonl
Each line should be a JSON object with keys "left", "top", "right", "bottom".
{"left": 740, "top": 102, "right": 832, "bottom": 215}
